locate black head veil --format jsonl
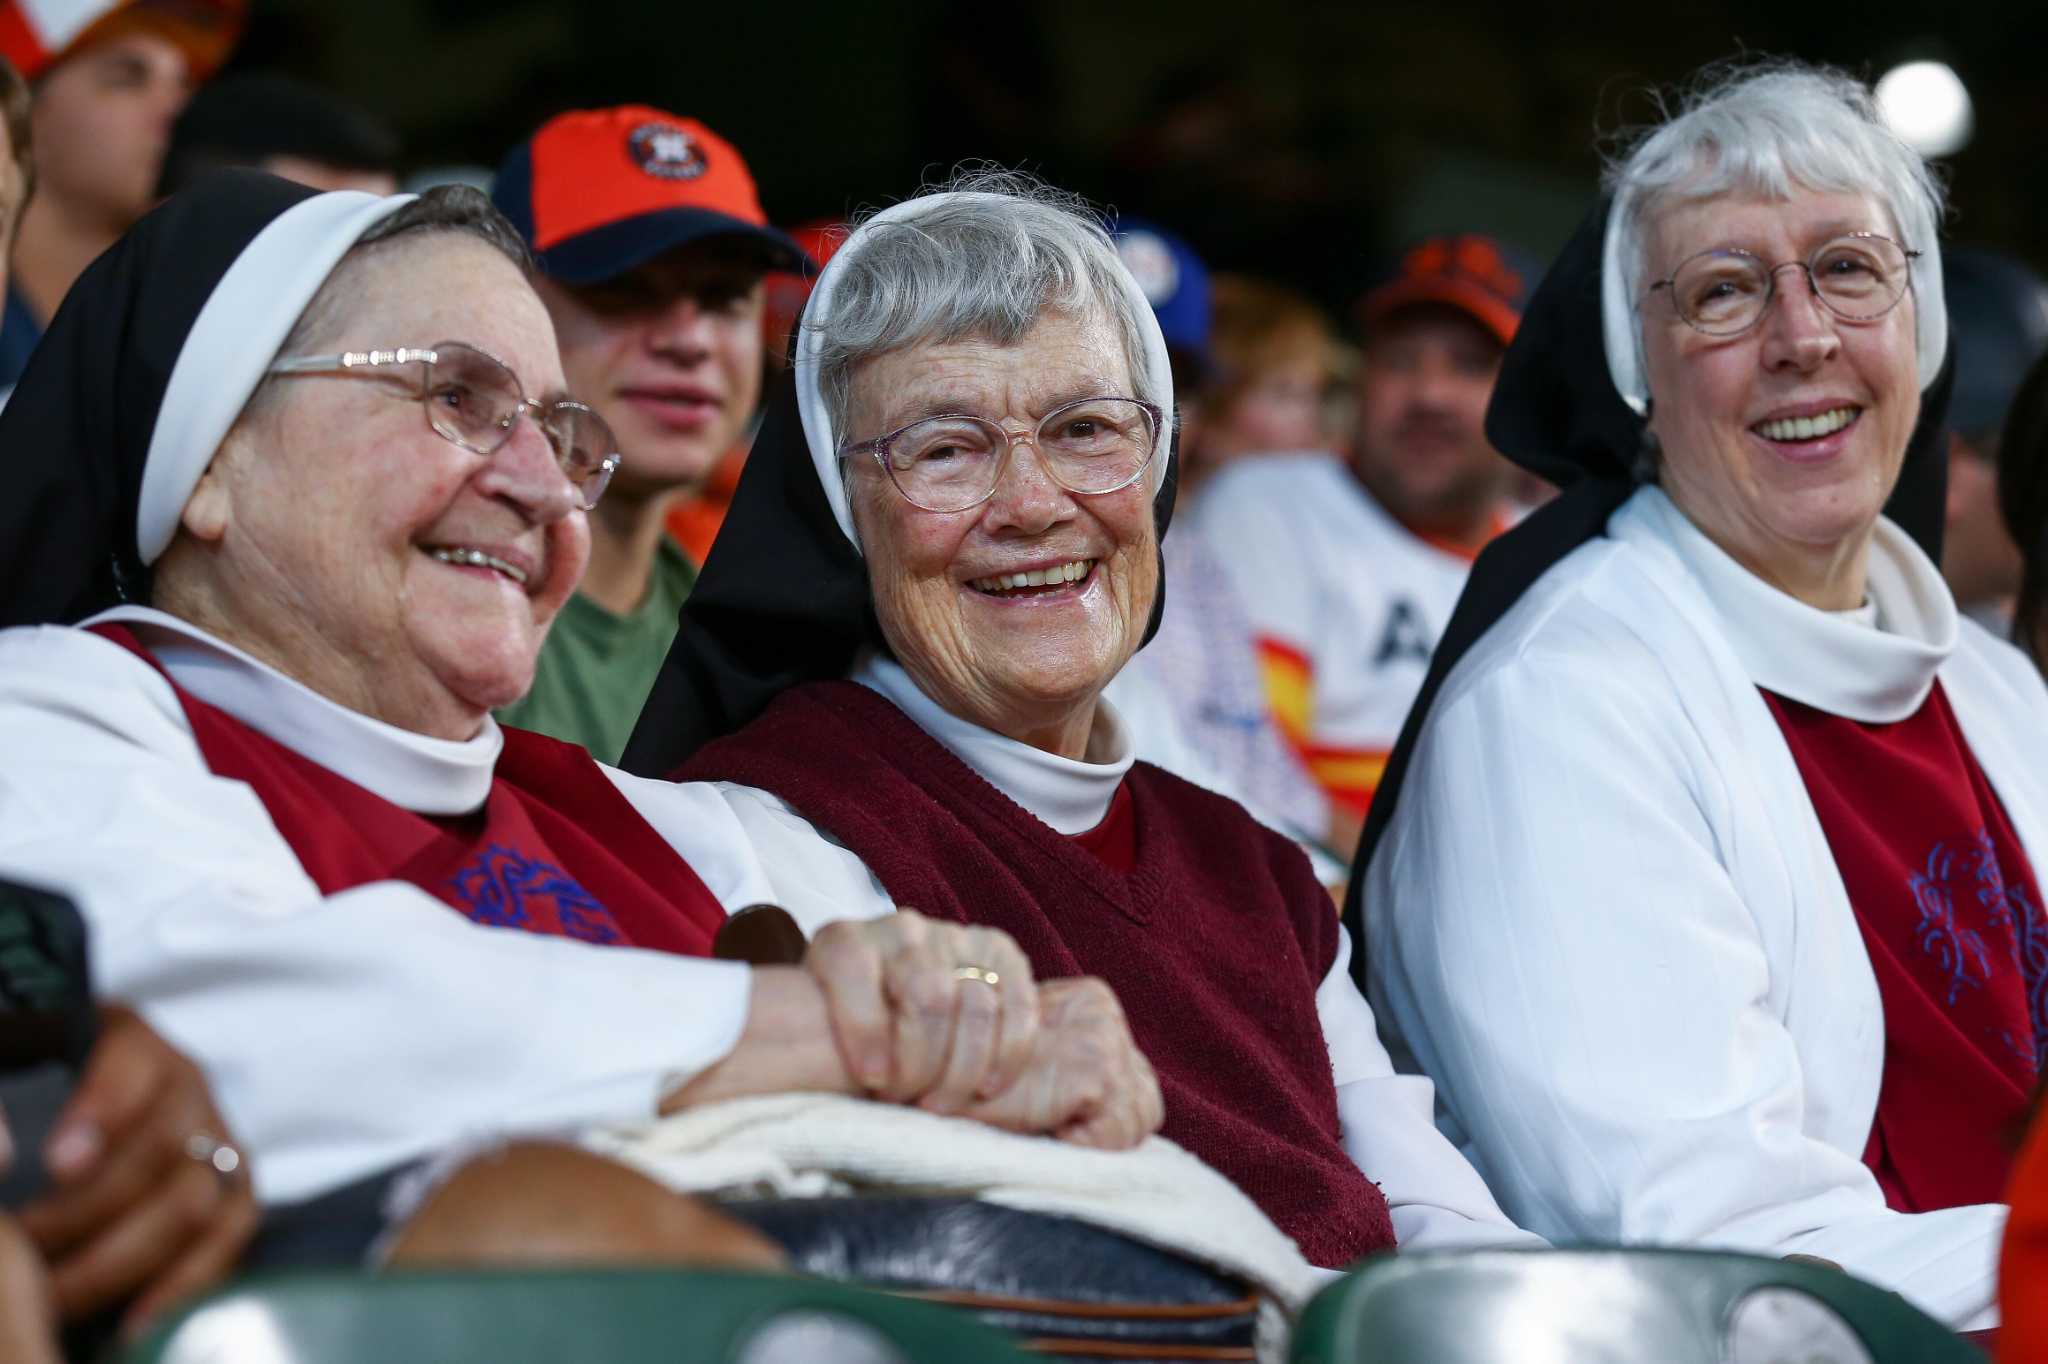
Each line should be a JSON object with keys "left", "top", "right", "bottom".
{"left": 621, "top": 191, "right": 1180, "bottom": 779}
{"left": 0, "top": 171, "right": 414, "bottom": 628}
{"left": 1339, "top": 195, "right": 1956, "bottom": 989}
{"left": 0, "top": 173, "right": 319, "bottom": 626}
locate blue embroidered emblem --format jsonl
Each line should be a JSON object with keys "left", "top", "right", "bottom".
{"left": 1909, "top": 827, "right": 2048, "bottom": 1072}
{"left": 449, "top": 845, "right": 621, "bottom": 945}
{"left": 1908, "top": 832, "right": 1996, "bottom": 1005}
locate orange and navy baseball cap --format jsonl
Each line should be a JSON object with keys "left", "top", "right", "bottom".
{"left": 492, "top": 105, "right": 811, "bottom": 286}
{"left": 1358, "top": 234, "right": 1534, "bottom": 348}
{"left": 0, "top": 0, "right": 244, "bottom": 83}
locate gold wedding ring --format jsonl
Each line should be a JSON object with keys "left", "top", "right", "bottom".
{"left": 953, "top": 964, "right": 1001, "bottom": 988}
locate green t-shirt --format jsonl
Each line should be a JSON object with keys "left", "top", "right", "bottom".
{"left": 497, "top": 538, "right": 697, "bottom": 765}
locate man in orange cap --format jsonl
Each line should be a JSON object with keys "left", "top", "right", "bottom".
{"left": 0, "top": 0, "right": 242, "bottom": 388}
{"left": 492, "top": 107, "right": 812, "bottom": 763}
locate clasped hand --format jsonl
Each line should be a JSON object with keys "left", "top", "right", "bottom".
{"left": 804, "top": 910, "right": 1163, "bottom": 1150}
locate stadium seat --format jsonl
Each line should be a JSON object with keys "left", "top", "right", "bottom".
{"left": 124, "top": 1267, "right": 1035, "bottom": 1364}
{"left": 1288, "top": 1247, "right": 1983, "bottom": 1364}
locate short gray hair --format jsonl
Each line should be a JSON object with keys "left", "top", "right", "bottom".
{"left": 1601, "top": 60, "right": 1947, "bottom": 409}
{"left": 810, "top": 168, "right": 1163, "bottom": 442}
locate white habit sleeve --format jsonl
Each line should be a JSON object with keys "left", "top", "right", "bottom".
{"left": 0, "top": 626, "right": 755, "bottom": 1207}
{"left": 1319, "top": 926, "right": 1546, "bottom": 1249}
{"left": 1368, "top": 652, "right": 2003, "bottom": 1327}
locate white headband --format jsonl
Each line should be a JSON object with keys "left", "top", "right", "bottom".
{"left": 137, "top": 190, "right": 416, "bottom": 564}
{"left": 791, "top": 192, "right": 1176, "bottom": 548}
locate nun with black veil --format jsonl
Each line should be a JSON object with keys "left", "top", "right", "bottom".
{"left": 1352, "top": 61, "right": 2046, "bottom": 1328}
{"left": 621, "top": 169, "right": 1540, "bottom": 1268}
{"left": 0, "top": 171, "right": 1165, "bottom": 1273}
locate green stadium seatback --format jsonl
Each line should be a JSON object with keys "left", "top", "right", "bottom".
{"left": 1289, "top": 1247, "right": 1984, "bottom": 1364}
{"left": 125, "top": 1267, "right": 1037, "bottom": 1364}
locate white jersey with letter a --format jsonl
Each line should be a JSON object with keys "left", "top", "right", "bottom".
{"left": 1188, "top": 452, "right": 1486, "bottom": 821}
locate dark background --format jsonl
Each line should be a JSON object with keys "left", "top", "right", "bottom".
{"left": 234, "top": 0, "right": 2044, "bottom": 310}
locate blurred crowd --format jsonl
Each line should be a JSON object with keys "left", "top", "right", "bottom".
{"left": 4, "top": 3, "right": 2048, "bottom": 1362}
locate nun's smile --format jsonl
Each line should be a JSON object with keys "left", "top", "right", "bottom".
{"left": 845, "top": 309, "right": 1160, "bottom": 761}
{"left": 165, "top": 235, "right": 590, "bottom": 740}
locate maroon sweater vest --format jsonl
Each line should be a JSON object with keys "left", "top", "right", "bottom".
{"left": 682, "top": 681, "right": 1396, "bottom": 1267}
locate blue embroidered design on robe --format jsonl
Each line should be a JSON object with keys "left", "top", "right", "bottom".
{"left": 450, "top": 845, "right": 621, "bottom": 945}
{"left": 1910, "top": 827, "right": 2048, "bottom": 1071}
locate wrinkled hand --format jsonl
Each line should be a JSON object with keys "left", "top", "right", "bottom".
{"left": 806, "top": 910, "right": 1040, "bottom": 1114}
{"left": 19, "top": 1008, "right": 258, "bottom": 1331}
{"left": 962, "top": 977, "right": 1163, "bottom": 1150}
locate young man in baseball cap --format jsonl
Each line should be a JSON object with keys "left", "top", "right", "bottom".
{"left": 492, "top": 106, "right": 810, "bottom": 763}
{"left": 1190, "top": 234, "right": 1532, "bottom": 853}
{"left": 0, "top": 0, "right": 243, "bottom": 388}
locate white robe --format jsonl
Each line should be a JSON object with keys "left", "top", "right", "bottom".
{"left": 710, "top": 653, "right": 1542, "bottom": 1254}
{"left": 1366, "top": 484, "right": 2042, "bottom": 1327}
{"left": 0, "top": 606, "right": 772, "bottom": 1206}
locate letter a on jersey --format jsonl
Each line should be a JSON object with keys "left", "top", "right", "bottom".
{"left": 1373, "top": 598, "right": 1433, "bottom": 669}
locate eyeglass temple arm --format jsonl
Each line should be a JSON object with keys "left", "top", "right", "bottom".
{"left": 268, "top": 348, "right": 441, "bottom": 375}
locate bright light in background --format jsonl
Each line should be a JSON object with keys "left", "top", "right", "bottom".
{"left": 1875, "top": 61, "right": 1974, "bottom": 157}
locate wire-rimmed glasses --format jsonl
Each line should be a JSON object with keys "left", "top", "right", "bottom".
{"left": 1649, "top": 233, "right": 1921, "bottom": 338}
{"left": 267, "top": 341, "right": 622, "bottom": 509}
{"left": 840, "top": 396, "right": 1162, "bottom": 514}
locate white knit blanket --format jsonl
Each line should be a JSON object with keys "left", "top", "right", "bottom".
{"left": 582, "top": 1094, "right": 1323, "bottom": 1357}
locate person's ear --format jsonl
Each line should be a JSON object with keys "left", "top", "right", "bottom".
{"left": 178, "top": 462, "right": 231, "bottom": 544}
{"left": 177, "top": 432, "right": 249, "bottom": 545}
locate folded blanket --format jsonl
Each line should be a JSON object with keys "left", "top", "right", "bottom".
{"left": 582, "top": 1093, "right": 1325, "bottom": 1359}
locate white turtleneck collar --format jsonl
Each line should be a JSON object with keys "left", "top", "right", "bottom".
{"left": 849, "top": 652, "right": 1132, "bottom": 835}
{"left": 86, "top": 605, "right": 502, "bottom": 815}
{"left": 1615, "top": 485, "right": 1958, "bottom": 723}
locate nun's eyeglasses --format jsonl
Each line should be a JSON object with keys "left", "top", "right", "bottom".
{"left": 267, "top": 341, "right": 622, "bottom": 509}
{"left": 840, "top": 397, "right": 1162, "bottom": 514}
{"left": 1648, "top": 233, "right": 1920, "bottom": 338}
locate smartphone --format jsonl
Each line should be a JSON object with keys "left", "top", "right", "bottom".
{"left": 0, "top": 878, "right": 97, "bottom": 1209}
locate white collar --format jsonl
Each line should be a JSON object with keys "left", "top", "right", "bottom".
{"left": 850, "top": 652, "right": 1132, "bottom": 835}
{"left": 86, "top": 605, "right": 501, "bottom": 815}
{"left": 1615, "top": 485, "right": 1956, "bottom": 722}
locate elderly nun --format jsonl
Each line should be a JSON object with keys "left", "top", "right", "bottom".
{"left": 1357, "top": 62, "right": 2045, "bottom": 1327}
{"left": 623, "top": 170, "right": 1540, "bottom": 1268}
{"left": 0, "top": 173, "right": 1162, "bottom": 1256}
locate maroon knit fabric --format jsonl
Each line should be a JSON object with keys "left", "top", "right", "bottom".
{"left": 681, "top": 681, "right": 1396, "bottom": 1267}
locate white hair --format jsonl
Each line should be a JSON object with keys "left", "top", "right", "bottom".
{"left": 812, "top": 169, "right": 1161, "bottom": 440}
{"left": 1599, "top": 60, "right": 1948, "bottom": 415}
{"left": 794, "top": 168, "right": 1173, "bottom": 547}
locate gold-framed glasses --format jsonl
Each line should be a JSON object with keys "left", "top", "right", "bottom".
{"left": 840, "top": 396, "right": 1162, "bottom": 514}
{"left": 267, "top": 341, "right": 622, "bottom": 510}
{"left": 1649, "top": 233, "right": 1921, "bottom": 338}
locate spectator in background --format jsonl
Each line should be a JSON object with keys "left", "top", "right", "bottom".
{"left": 492, "top": 106, "right": 810, "bottom": 764}
{"left": 0, "top": 0, "right": 242, "bottom": 389}
{"left": 1099, "top": 220, "right": 1332, "bottom": 866}
{"left": 666, "top": 218, "right": 842, "bottom": 565}
{"left": 1187, "top": 274, "right": 1340, "bottom": 485}
{"left": 1940, "top": 248, "right": 2048, "bottom": 632}
{"left": 157, "top": 72, "right": 400, "bottom": 198}
{"left": 1190, "top": 235, "right": 1529, "bottom": 848}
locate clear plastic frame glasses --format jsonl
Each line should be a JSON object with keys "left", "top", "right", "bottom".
{"left": 840, "top": 395, "right": 1163, "bottom": 514}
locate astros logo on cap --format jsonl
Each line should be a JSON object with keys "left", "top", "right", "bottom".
{"left": 628, "top": 123, "right": 707, "bottom": 181}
